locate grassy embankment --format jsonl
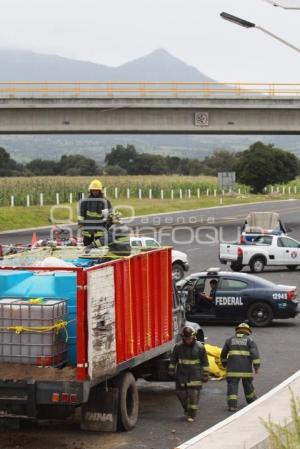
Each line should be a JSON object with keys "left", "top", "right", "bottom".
{"left": 0, "top": 175, "right": 299, "bottom": 232}
{"left": 1, "top": 195, "right": 297, "bottom": 233}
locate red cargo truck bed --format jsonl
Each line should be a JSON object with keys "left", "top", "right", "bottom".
{"left": 0, "top": 248, "right": 173, "bottom": 383}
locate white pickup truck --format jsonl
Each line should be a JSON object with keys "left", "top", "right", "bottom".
{"left": 130, "top": 236, "right": 189, "bottom": 280}
{"left": 219, "top": 234, "right": 300, "bottom": 273}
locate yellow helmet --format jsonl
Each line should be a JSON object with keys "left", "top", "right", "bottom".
{"left": 235, "top": 322, "right": 252, "bottom": 334}
{"left": 88, "top": 179, "right": 103, "bottom": 191}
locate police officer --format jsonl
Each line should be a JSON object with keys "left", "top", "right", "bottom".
{"left": 78, "top": 179, "right": 113, "bottom": 248}
{"left": 202, "top": 279, "right": 218, "bottom": 301}
{"left": 221, "top": 322, "right": 260, "bottom": 412}
{"left": 168, "top": 326, "right": 209, "bottom": 422}
{"left": 197, "top": 279, "right": 218, "bottom": 313}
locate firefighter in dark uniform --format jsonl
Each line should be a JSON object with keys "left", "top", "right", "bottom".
{"left": 78, "top": 179, "right": 113, "bottom": 247}
{"left": 221, "top": 322, "right": 260, "bottom": 412}
{"left": 168, "top": 326, "right": 209, "bottom": 422}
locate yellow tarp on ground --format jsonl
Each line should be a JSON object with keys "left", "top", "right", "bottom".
{"left": 205, "top": 344, "right": 226, "bottom": 379}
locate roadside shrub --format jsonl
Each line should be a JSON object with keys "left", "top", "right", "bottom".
{"left": 263, "top": 391, "right": 300, "bottom": 449}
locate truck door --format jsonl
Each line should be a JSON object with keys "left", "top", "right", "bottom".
{"left": 215, "top": 277, "right": 249, "bottom": 320}
{"left": 87, "top": 266, "right": 117, "bottom": 380}
{"left": 276, "top": 237, "right": 300, "bottom": 266}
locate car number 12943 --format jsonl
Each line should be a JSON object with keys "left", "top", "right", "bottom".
{"left": 273, "top": 292, "right": 288, "bottom": 300}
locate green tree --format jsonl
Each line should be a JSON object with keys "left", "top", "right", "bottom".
{"left": 0, "top": 147, "right": 24, "bottom": 176}
{"left": 104, "top": 165, "right": 127, "bottom": 176}
{"left": 129, "top": 154, "right": 168, "bottom": 175}
{"left": 105, "top": 145, "right": 137, "bottom": 172}
{"left": 186, "top": 159, "right": 204, "bottom": 176}
{"left": 202, "top": 149, "right": 238, "bottom": 176}
{"left": 236, "top": 142, "right": 298, "bottom": 193}
{"left": 0, "top": 147, "right": 10, "bottom": 165}
{"left": 59, "top": 155, "right": 98, "bottom": 175}
{"left": 165, "top": 156, "right": 182, "bottom": 174}
{"left": 26, "top": 159, "right": 59, "bottom": 176}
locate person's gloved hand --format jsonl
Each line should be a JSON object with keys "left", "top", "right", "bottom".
{"left": 202, "top": 372, "right": 210, "bottom": 383}
{"left": 84, "top": 242, "right": 97, "bottom": 253}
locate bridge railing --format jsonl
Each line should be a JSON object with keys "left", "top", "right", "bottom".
{"left": 0, "top": 82, "right": 299, "bottom": 98}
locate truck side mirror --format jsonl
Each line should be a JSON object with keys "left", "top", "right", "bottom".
{"left": 178, "top": 290, "right": 188, "bottom": 306}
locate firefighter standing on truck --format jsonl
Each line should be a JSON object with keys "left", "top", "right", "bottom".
{"left": 168, "top": 326, "right": 209, "bottom": 422}
{"left": 78, "top": 179, "right": 113, "bottom": 247}
{"left": 221, "top": 322, "right": 261, "bottom": 412}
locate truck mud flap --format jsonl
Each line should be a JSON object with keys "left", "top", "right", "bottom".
{"left": 81, "top": 386, "right": 119, "bottom": 432}
{"left": 0, "top": 380, "right": 36, "bottom": 419}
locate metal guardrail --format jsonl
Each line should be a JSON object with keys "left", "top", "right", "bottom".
{"left": 0, "top": 82, "right": 299, "bottom": 98}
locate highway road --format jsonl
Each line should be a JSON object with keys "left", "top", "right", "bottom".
{"left": 1, "top": 199, "right": 300, "bottom": 449}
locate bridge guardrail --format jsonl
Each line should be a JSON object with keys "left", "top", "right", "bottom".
{"left": 0, "top": 82, "right": 300, "bottom": 98}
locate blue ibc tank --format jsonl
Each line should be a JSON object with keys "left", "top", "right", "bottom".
{"left": 0, "top": 270, "right": 77, "bottom": 366}
{"left": 64, "top": 257, "right": 107, "bottom": 268}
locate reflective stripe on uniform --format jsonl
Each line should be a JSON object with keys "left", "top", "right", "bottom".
{"left": 86, "top": 211, "right": 103, "bottom": 218}
{"left": 227, "top": 395, "right": 238, "bottom": 400}
{"left": 245, "top": 391, "right": 256, "bottom": 400}
{"left": 81, "top": 231, "right": 92, "bottom": 237}
{"left": 169, "top": 364, "right": 175, "bottom": 369}
{"left": 226, "top": 372, "right": 253, "bottom": 378}
{"left": 228, "top": 350, "right": 250, "bottom": 357}
{"left": 116, "top": 236, "right": 130, "bottom": 242}
{"left": 186, "top": 380, "right": 202, "bottom": 387}
{"left": 178, "top": 359, "right": 201, "bottom": 365}
{"left": 189, "top": 404, "right": 198, "bottom": 410}
{"left": 253, "top": 359, "right": 261, "bottom": 364}
{"left": 94, "top": 231, "right": 105, "bottom": 237}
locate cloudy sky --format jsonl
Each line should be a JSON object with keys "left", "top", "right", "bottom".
{"left": 1, "top": 0, "right": 300, "bottom": 82}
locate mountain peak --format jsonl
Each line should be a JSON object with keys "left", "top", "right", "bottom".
{"left": 117, "top": 48, "right": 214, "bottom": 82}
{"left": 0, "top": 48, "right": 215, "bottom": 82}
{"left": 147, "top": 48, "right": 173, "bottom": 57}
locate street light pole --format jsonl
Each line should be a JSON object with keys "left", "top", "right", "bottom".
{"left": 262, "top": 0, "right": 300, "bottom": 9}
{"left": 256, "top": 26, "right": 300, "bottom": 53}
{"left": 220, "top": 12, "right": 300, "bottom": 53}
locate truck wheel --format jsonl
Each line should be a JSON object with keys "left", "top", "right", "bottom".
{"left": 250, "top": 257, "right": 265, "bottom": 273}
{"left": 287, "top": 265, "right": 298, "bottom": 271}
{"left": 172, "top": 263, "right": 184, "bottom": 281}
{"left": 247, "top": 302, "right": 274, "bottom": 327}
{"left": 230, "top": 262, "right": 243, "bottom": 272}
{"left": 117, "top": 372, "right": 139, "bottom": 431}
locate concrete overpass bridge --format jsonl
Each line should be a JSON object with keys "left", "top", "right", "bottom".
{"left": 0, "top": 82, "right": 300, "bottom": 134}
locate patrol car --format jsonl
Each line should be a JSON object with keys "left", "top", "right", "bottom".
{"left": 176, "top": 268, "right": 299, "bottom": 327}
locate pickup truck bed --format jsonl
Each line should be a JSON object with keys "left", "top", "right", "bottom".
{"left": 220, "top": 234, "right": 300, "bottom": 273}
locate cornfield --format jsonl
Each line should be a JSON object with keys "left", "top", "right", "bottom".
{"left": 0, "top": 175, "right": 221, "bottom": 206}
